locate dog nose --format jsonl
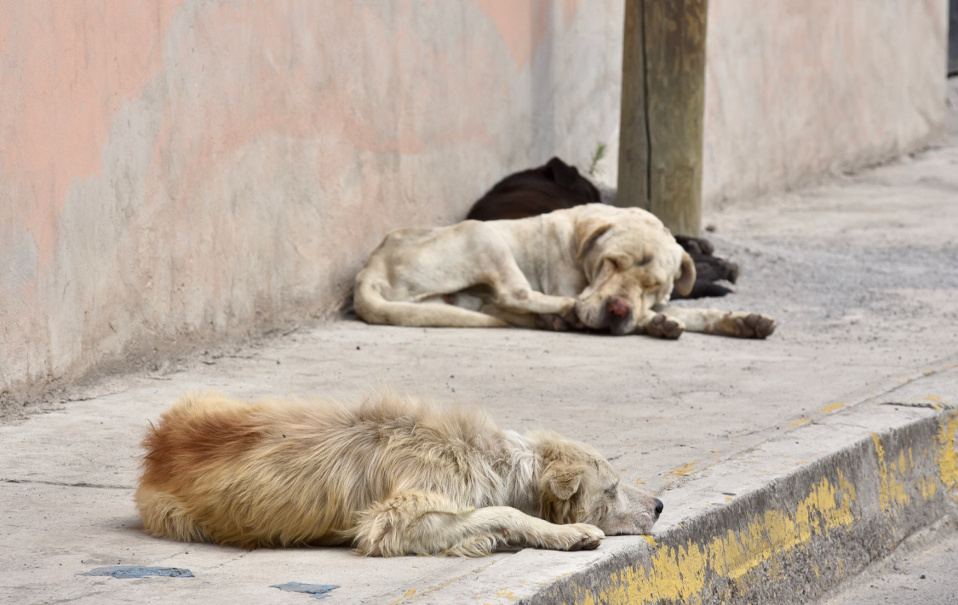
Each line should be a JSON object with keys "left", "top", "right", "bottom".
{"left": 654, "top": 498, "right": 664, "bottom": 518}
{"left": 607, "top": 297, "right": 630, "bottom": 318}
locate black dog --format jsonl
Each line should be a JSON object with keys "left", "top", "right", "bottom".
{"left": 466, "top": 157, "right": 738, "bottom": 300}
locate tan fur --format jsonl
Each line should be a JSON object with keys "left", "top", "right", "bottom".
{"left": 354, "top": 204, "right": 775, "bottom": 339}
{"left": 135, "top": 392, "right": 662, "bottom": 556}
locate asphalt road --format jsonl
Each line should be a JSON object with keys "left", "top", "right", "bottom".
{"left": 822, "top": 527, "right": 958, "bottom": 605}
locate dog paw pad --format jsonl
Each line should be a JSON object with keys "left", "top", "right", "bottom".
{"left": 741, "top": 314, "right": 776, "bottom": 339}
{"left": 645, "top": 314, "right": 683, "bottom": 340}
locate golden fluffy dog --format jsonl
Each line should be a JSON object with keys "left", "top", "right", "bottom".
{"left": 135, "top": 392, "right": 662, "bottom": 556}
{"left": 355, "top": 204, "right": 775, "bottom": 339}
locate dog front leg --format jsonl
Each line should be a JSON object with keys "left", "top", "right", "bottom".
{"left": 352, "top": 491, "right": 603, "bottom": 556}
{"left": 479, "top": 291, "right": 580, "bottom": 331}
{"left": 654, "top": 305, "right": 776, "bottom": 338}
{"left": 479, "top": 305, "right": 583, "bottom": 331}
{"left": 482, "top": 255, "right": 580, "bottom": 325}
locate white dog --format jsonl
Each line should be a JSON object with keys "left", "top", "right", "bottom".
{"left": 135, "top": 392, "right": 663, "bottom": 556}
{"left": 355, "top": 204, "right": 774, "bottom": 338}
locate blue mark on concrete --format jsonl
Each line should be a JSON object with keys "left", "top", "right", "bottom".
{"left": 78, "top": 565, "right": 195, "bottom": 579}
{"left": 271, "top": 581, "right": 340, "bottom": 599}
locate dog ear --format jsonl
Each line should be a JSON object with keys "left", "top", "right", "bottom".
{"left": 575, "top": 217, "right": 614, "bottom": 262}
{"left": 544, "top": 157, "right": 580, "bottom": 188}
{"left": 541, "top": 461, "right": 586, "bottom": 500}
{"left": 674, "top": 252, "right": 696, "bottom": 296}
{"left": 539, "top": 461, "right": 588, "bottom": 524}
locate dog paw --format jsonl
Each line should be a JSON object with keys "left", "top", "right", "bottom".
{"left": 644, "top": 313, "right": 684, "bottom": 340}
{"left": 743, "top": 313, "right": 776, "bottom": 338}
{"left": 535, "top": 308, "right": 584, "bottom": 332}
{"left": 558, "top": 523, "right": 604, "bottom": 551}
{"left": 562, "top": 307, "right": 585, "bottom": 330}
{"left": 719, "top": 313, "right": 776, "bottom": 338}
{"left": 535, "top": 313, "right": 572, "bottom": 331}
{"left": 724, "top": 260, "right": 740, "bottom": 284}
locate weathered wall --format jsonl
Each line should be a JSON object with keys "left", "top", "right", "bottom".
{"left": 0, "top": 0, "right": 624, "bottom": 401}
{"left": 702, "top": 0, "right": 949, "bottom": 207}
{"left": 0, "top": 1, "right": 948, "bottom": 401}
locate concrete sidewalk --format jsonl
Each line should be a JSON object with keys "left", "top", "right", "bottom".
{"left": 3, "top": 141, "right": 958, "bottom": 603}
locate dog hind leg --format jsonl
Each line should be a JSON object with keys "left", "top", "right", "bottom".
{"left": 135, "top": 487, "right": 212, "bottom": 544}
{"left": 352, "top": 491, "right": 604, "bottom": 556}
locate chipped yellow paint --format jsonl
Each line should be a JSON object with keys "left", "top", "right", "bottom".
{"left": 667, "top": 462, "right": 698, "bottom": 478}
{"left": 918, "top": 476, "right": 938, "bottom": 500}
{"left": 787, "top": 417, "right": 811, "bottom": 429}
{"left": 822, "top": 402, "right": 846, "bottom": 414}
{"left": 390, "top": 588, "right": 417, "bottom": 605}
{"left": 572, "top": 471, "right": 857, "bottom": 605}
{"left": 495, "top": 587, "right": 517, "bottom": 601}
{"left": 871, "top": 433, "right": 910, "bottom": 513}
{"left": 925, "top": 394, "right": 941, "bottom": 402}
{"left": 391, "top": 573, "right": 470, "bottom": 604}
{"left": 897, "top": 450, "right": 909, "bottom": 476}
{"left": 937, "top": 413, "right": 958, "bottom": 497}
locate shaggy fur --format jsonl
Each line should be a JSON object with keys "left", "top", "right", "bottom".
{"left": 135, "top": 392, "right": 663, "bottom": 556}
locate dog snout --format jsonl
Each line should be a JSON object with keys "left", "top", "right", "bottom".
{"left": 607, "top": 297, "right": 630, "bottom": 318}
{"left": 654, "top": 498, "right": 664, "bottom": 519}
{"left": 605, "top": 297, "right": 633, "bottom": 335}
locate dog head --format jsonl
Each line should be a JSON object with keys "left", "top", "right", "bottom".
{"left": 533, "top": 431, "right": 662, "bottom": 535}
{"left": 572, "top": 205, "right": 695, "bottom": 335}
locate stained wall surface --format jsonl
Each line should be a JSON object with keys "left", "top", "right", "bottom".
{"left": 702, "top": 0, "right": 949, "bottom": 206}
{"left": 0, "top": 1, "right": 947, "bottom": 400}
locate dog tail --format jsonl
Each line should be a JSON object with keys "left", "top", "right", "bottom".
{"left": 353, "top": 272, "right": 508, "bottom": 328}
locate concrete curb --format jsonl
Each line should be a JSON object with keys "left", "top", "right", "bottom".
{"left": 521, "top": 405, "right": 958, "bottom": 604}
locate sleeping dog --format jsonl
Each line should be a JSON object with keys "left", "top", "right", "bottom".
{"left": 136, "top": 391, "right": 663, "bottom": 556}
{"left": 466, "top": 157, "right": 740, "bottom": 299}
{"left": 355, "top": 202, "right": 774, "bottom": 338}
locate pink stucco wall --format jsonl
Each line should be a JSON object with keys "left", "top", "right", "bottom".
{"left": 0, "top": 0, "right": 623, "bottom": 399}
{"left": 0, "top": 1, "right": 948, "bottom": 400}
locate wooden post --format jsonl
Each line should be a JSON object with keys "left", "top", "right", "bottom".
{"left": 617, "top": 0, "right": 708, "bottom": 236}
